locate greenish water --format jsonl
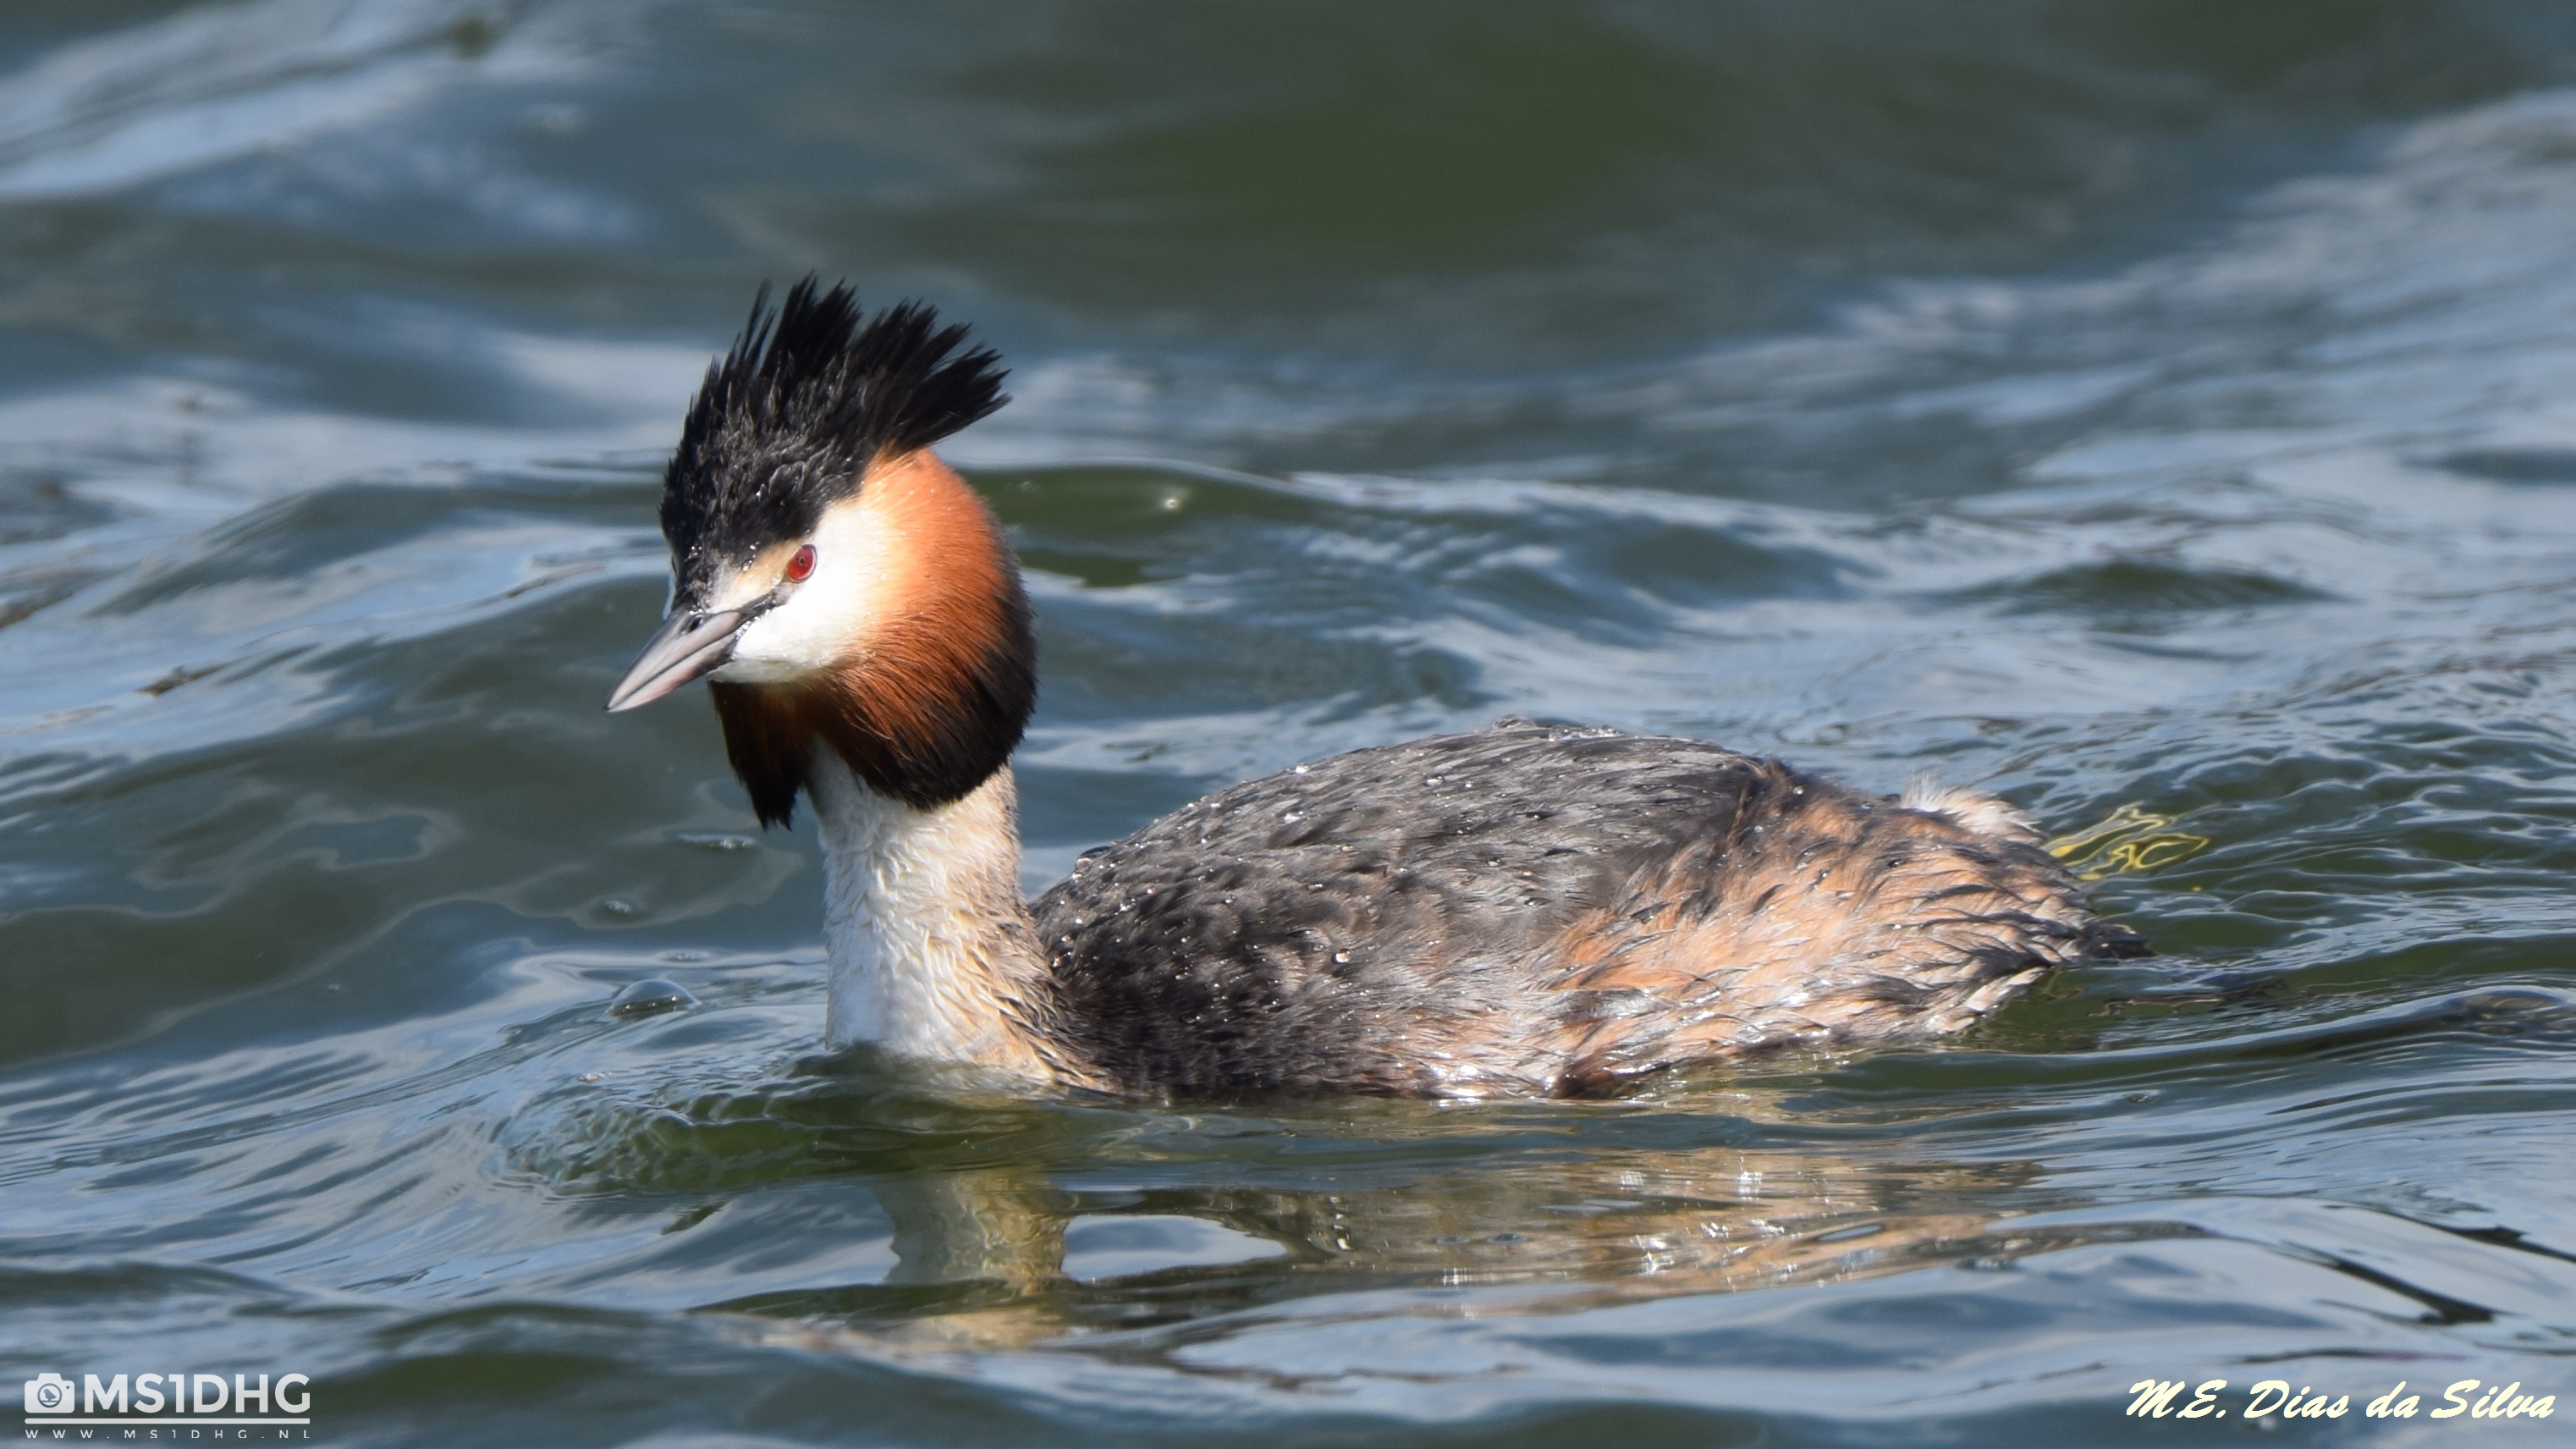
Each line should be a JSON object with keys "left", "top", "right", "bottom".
{"left": 7, "top": 3, "right": 2576, "bottom": 1444}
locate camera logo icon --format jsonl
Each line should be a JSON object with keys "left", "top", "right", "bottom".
{"left": 23, "top": 1374, "right": 74, "bottom": 1414}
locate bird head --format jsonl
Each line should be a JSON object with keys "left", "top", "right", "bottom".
{"left": 608, "top": 279, "right": 1033, "bottom": 824}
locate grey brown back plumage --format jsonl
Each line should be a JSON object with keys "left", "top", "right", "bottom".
{"left": 1034, "top": 721, "right": 2120, "bottom": 1098}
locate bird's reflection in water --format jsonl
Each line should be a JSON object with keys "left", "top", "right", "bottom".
{"left": 725, "top": 1141, "right": 2072, "bottom": 1351}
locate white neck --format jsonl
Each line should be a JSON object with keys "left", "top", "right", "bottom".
{"left": 805, "top": 752, "right": 1062, "bottom": 1081}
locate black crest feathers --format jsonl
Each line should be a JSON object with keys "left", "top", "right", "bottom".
{"left": 659, "top": 278, "right": 1010, "bottom": 601}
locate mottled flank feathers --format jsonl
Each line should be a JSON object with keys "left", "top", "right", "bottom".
{"left": 1032, "top": 721, "right": 2123, "bottom": 1098}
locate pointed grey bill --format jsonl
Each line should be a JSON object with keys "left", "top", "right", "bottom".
{"left": 606, "top": 602, "right": 769, "bottom": 712}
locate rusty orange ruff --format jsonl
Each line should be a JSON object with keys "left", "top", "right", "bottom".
{"left": 711, "top": 450, "right": 1032, "bottom": 818}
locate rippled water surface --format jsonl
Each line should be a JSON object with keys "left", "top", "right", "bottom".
{"left": 8, "top": 3, "right": 2576, "bottom": 1444}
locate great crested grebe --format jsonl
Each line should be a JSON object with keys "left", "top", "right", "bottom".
{"left": 608, "top": 280, "right": 2135, "bottom": 1099}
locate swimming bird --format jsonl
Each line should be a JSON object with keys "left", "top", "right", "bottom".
{"left": 608, "top": 279, "right": 2135, "bottom": 1099}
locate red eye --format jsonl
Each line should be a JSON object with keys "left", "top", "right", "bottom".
{"left": 784, "top": 544, "right": 816, "bottom": 581}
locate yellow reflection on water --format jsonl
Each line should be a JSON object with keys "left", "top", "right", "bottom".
{"left": 2048, "top": 802, "right": 2210, "bottom": 880}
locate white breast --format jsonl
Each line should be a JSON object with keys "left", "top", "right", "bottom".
{"left": 805, "top": 751, "right": 1054, "bottom": 1077}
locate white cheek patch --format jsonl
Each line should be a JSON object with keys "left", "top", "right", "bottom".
{"left": 713, "top": 495, "right": 893, "bottom": 684}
